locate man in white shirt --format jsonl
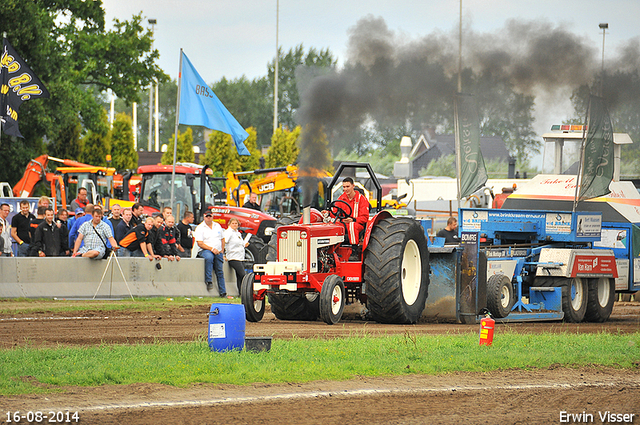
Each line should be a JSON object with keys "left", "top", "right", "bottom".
{"left": 0, "top": 203, "right": 14, "bottom": 256}
{"left": 194, "top": 210, "right": 226, "bottom": 295}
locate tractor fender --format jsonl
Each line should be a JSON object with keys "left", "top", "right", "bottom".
{"left": 362, "top": 210, "right": 393, "bottom": 251}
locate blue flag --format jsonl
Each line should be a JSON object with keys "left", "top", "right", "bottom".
{"left": 179, "top": 52, "right": 250, "bottom": 155}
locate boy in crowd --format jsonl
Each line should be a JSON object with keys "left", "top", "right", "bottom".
{"left": 118, "top": 217, "right": 154, "bottom": 259}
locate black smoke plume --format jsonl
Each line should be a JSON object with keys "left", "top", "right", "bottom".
{"left": 296, "top": 15, "right": 640, "bottom": 174}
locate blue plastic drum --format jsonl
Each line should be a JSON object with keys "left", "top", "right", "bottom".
{"left": 208, "top": 303, "right": 246, "bottom": 352}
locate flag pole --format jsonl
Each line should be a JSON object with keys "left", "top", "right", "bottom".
{"left": 454, "top": 96, "right": 462, "bottom": 203}
{"left": 455, "top": 0, "right": 463, "bottom": 206}
{"left": 0, "top": 33, "right": 6, "bottom": 144}
{"left": 573, "top": 96, "right": 591, "bottom": 213}
{"left": 170, "top": 49, "right": 183, "bottom": 215}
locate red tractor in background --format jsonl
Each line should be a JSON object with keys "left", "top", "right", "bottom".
{"left": 241, "top": 163, "right": 431, "bottom": 325}
{"left": 137, "top": 163, "right": 276, "bottom": 265}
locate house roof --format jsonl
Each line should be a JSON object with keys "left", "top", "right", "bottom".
{"left": 409, "top": 133, "right": 511, "bottom": 178}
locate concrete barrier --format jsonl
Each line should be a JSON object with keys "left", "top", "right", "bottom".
{"left": 0, "top": 257, "right": 242, "bottom": 299}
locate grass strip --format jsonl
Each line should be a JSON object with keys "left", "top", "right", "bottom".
{"left": 1, "top": 331, "right": 638, "bottom": 395}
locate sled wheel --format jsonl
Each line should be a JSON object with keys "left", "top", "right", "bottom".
{"left": 486, "top": 274, "right": 514, "bottom": 318}
{"left": 561, "top": 277, "right": 588, "bottom": 323}
{"left": 319, "top": 275, "right": 345, "bottom": 325}
{"left": 241, "top": 273, "right": 264, "bottom": 322}
{"left": 584, "top": 277, "right": 615, "bottom": 322}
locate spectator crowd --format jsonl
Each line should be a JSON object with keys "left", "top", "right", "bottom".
{"left": 0, "top": 189, "right": 263, "bottom": 297}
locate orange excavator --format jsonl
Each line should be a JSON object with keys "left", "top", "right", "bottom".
{"left": 10, "top": 155, "right": 131, "bottom": 212}
{"left": 12, "top": 155, "right": 87, "bottom": 199}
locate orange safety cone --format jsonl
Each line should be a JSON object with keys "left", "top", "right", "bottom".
{"left": 479, "top": 310, "right": 495, "bottom": 346}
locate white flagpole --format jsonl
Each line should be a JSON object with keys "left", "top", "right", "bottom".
{"left": 455, "top": 0, "right": 462, "bottom": 205}
{"left": 573, "top": 97, "right": 591, "bottom": 213}
{"left": 170, "top": 49, "right": 183, "bottom": 214}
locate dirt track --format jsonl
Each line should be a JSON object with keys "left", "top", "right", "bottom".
{"left": 1, "top": 302, "right": 639, "bottom": 424}
{"left": 1, "top": 301, "right": 639, "bottom": 349}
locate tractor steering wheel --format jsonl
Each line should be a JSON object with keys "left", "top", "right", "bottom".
{"left": 328, "top": 199, "right": 352, "bottom": 221}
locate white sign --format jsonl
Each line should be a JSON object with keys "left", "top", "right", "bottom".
{"left": 594, "top": 229, "right": 627, "bottom": 249}
{"left": 461, "top": 210, "right": 488, "bottom": 230}
{"left": 575, "top": 214, "right": 601, "bottom": 238}
{"left": 209, "top": 323, "right": 226, "bottom": 339}
{"left": 545, "top": 213, "right": 572, "bottom": 234}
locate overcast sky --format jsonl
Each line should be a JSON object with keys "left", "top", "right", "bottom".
{"left": 101, "top": 1, "right": 640, "bottom": 169}
{"left": 101, "top": 0, "right": 640, "bottom": 82}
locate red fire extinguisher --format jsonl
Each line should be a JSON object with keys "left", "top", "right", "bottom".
{"left": 479, "top": 309, "right": 495, "bottom": 346}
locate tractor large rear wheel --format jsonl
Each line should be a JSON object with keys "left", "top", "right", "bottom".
{"left": 269, "top": 292, "right": 319, "bottom": 321}
{"left": 584, "top": 277, "right": 615, "bottom": 322}
{"left": 364, "top": 218, "right": 429, "bottom": 324}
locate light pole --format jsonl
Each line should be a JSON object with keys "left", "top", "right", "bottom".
{"left": 599, "top": 22, "right": 608, "bottom": 96}
{"left": 148, "top": 18, "right": 156, "bottom": 151}
{"left": 273, "top": 0, "right": 279, "bottom": 134}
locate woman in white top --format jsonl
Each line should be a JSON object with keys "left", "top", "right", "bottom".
{"left": 223, "top": 218, "right": 249, "bottom": 296}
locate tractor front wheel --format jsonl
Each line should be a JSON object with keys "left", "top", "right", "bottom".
{"left": 319, "top": 275, "right": 345, "bottom": 325}
{"left": 241, "top": 273, "right": 265, "bottom": 322}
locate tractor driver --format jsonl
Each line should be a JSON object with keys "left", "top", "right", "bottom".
{"left": 336, "top": 177, "right": 369, "bottom": 245}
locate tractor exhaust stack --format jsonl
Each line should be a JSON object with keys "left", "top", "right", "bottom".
{"left": 303, "top": 206, "right": 311, "bottom": 224}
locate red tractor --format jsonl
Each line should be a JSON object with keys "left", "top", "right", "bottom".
{"left": 241, "top": 163, "right": 430, "bottom": 325}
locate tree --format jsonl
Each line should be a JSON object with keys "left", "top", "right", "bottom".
{"left": 419, "top": 154, "right": 456, "bottom": 178}
{"left": 114, "top": 78, "right": 192, "bottom": 152}
{"left": 47, "top": 117, "right": 83, "bottom": 161}
{"left": 266, "top": 127, "right": 301, "bottom": 167}
{"left": 110, "top": 113, "right": 137, "bottom": 170}
{"left": 0, "top": 1, "right": 165, "bottom": 184}
{"left": 162, "top": 128, "right": 195, "bottom": 165}
{"left": 80, "top": 108, "right": 111, "bottom": 166}
{"left": 267, "top": 45, "right": 338, "bottom": 131}
{"left": 213, "top": 77, "right": 272, "bottom": 149}
{"left": 81, "top": 132, "right": 110, "bottom": 167}
{"left": 474, "top": 73, "right": 538, "bottom": 164}
{"left": 200, "top": 131, "right": 240, "bottom": 175}
{"left": 238, "top": 127, "right": 261, "bottom": 172}
{"left": 571, "top": 72, "right": 640, "bottom": 177}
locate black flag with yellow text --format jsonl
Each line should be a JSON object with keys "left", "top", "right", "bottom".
{"left": 0, "top": 38, "right": 50, "bottom": 138}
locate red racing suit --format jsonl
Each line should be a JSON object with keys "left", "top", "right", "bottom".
{"left": 337, "top": 190, "right": 370, "bottom": 244}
